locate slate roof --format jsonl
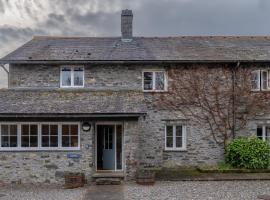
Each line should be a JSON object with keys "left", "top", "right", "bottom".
{"left": 2, "top": 36, "right": 270, "bottom": 63}
{"left": 0, "top": 90, "right": 146, "bottom": 115}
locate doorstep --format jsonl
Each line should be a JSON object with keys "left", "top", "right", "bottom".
{"left": 92, "top": 172, "right": 125, "bottom": 179}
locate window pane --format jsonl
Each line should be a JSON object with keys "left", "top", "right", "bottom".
{"left": 251, "top": 71, "right": 260, "bottom": 90}
{"left": 42, "top": 125, "right": 49, "bottom": 135}
{"left": 166, "top": 137, "right": 173, "bottom": 148}
{"left": 70, "top": 125, "right": 78, "bottom": 135}
{"left": 62, "top": 136, "right": 70, "bottom": 147}
{"left": 74, "top": 67, "right": 84, "bottom": 86}
{"left": 166, "top": 126, "right": 173, "bottom": 137}
{"left": 50, "top": 136, "right": 58, "bottom": 147}
{"left": 71, "top": 136, "right": 78, "bottom": 147}
{"left": 62, "top": 125, "right": 69, "bottom": 136}
{"left": 144, "top": 72, "right": 153, "bottom": 90}
{"left": 155, "top": 72, "right": 165, "bottom": 90}
{"left": 30, "top": 125, "right": 38, "bottom": 136}
{"left": 1, "top": 136, "right": 9, "bottom": 147}
{"left": 21, "top": 136, "right": 29, "bottom": 147}
{"left": 50, "top": 125, "right": 58, "bottom": 136}
{"left": 30, "top": 136, "right": 38, "bottom": 147}
{"left": 10, "top": 125, "right": 17, "bottom": 135}
{"left": 257, "top": 126, "right": 263, "bottom": 139}
{"left": 1, "top": 125, "right": 8, "bottom": 135}
{"left": 10, "top": 136, "right": 17, "bottom": 147}
{"left": 42, "top": 136, "right": 49, "bottom": 147}
{"left": 266, "top": 127, "right": 270, "bottom": 143}
{"left": 176, "top": 126, "right": 183, "bottom": 137}
{"left": 22, "top": 125, "right": 29, "bottom": 136}
{"left": 262, "top": 71, "right": 268, "bottom": 90}
{"left": 61, "top": 67, "right": 71, "bottom": 86}
{"left": 176, "top": 136, "right": 183, "bottom": 148}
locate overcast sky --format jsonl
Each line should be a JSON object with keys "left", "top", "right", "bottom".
{"left": 1, "top": 0, "right": 270, "bottom": 87}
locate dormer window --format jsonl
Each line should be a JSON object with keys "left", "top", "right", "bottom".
{"left": 60, "top": 66, "right": 84, "bottom": 88}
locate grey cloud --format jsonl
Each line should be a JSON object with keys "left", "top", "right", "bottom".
{"left": 0, "top": 0, "right": 4, "bottom": 13}
{"left": 45, "top": 13, "right": 66, "bottom": 28}
{"left": 0, "top": 25, "right": 45, "bottom": 43}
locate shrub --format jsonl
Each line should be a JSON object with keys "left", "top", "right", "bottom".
{"left": 225, "top": 137, "right": 270, "bottom": 169}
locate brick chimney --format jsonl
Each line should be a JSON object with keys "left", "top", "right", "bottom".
{"left": 121, "top": 9, "right": 133, "bottom": 42}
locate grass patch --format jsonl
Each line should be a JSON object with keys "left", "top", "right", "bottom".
{"left": 155, "top": 167, "right": 202, "bottom": 180}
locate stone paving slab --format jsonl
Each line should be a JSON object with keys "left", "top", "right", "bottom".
{"left": 85, "top": 185, "right": 124, "bottom": 200}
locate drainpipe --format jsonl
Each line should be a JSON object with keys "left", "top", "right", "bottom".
{"left": 0, "top": 64, "right": 9, "bottom": 88}
{"left": 232, "top": 61, "right": 240, "bottom": 139}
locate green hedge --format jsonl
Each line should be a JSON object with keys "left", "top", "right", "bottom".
{"left": 225, "top": 137, "right": 270, "bottom": 169}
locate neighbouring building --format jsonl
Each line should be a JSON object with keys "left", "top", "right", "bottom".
{"left": 0, "top": 9, "right": 270, "bottom": 184}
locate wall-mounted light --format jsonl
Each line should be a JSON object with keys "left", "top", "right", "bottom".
{"left": 82, "top": 122, "right": 91, "bottom": 131}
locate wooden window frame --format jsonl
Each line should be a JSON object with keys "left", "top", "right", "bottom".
{"left": 60, "top": 66, "right": 85, "bottom": 88}
{"left": 142, "top": 70, "right": 167, "bottom": 92}
{"left": 165, "top": 124, "right": 187, "bottom": 151}
{"left": 0, "top": 122, "right": 80, "bottom": 151}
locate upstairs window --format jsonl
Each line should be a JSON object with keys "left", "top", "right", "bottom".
{"left": 143, "top": 70, "right": 167, "bottom": 91}
{"left": 61, "top": 66, "right": 84, "bottom": 88}
{"left": 251, "top": 70, "right": 270, "bottom": 91}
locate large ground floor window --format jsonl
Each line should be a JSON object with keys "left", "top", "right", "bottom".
{"left": 0, "top": 122, "right": 80, "bottom": 151}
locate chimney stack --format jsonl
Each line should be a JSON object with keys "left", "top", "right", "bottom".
{"left": 121, "top": 9, "right": 133, "bottom": 42}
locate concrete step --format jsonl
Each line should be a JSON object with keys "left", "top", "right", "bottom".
{"left": 95, "top": 178, "right": 122, "bottom": 185}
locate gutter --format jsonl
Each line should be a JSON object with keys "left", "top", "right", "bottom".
{"left": 232, "top": 61, "right": 240, "bottom": 139}
{"left": 0, "top": 112, "right": 146, "bottom": 121}
{"left": 0, "top": 60, "right": 269, "bottom": 65}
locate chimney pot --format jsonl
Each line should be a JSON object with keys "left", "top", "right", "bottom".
{"left": 121, "top": 9, "right": 133, "bottom": 42}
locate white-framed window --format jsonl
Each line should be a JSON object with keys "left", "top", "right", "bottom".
{"left": 0, "top": 123, "right": 80, "bottom": 151}
{"left": 165, "top": 125, "right": 187, "bottom": 151}
{"left": 60, "top": 66, "right": 84, "bottom": 88}
{"left": 0, "top": 124, "right": 18, "bottom": 147}
{"left": 257, "top": 125, "right": 270, "bottom": 143}
{"left": 143, "top": 70, "right": 167, "bottom": 91}
{"left": 251, "top": 70, "right": 270, "bottom": 91}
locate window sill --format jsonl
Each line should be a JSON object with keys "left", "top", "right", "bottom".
{"left": 143, "top": 90, "right": 168, "bottom": 93}
{"left": 0, "top": 147, "right": 80, "bottom": 152}
{"left": 164, "top": 148, "right": 187, "bottom": 152}
{"left": 60, "top": 86, "right": 84, "bottom": 89}
{"left": 251, "top": 89, "right": 270, "bottom": 92}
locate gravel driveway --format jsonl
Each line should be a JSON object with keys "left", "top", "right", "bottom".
{"left": 0, "top": 184, "right": 87, "bottom": 200}
{"left": 0, "top": 181, "right": 269, "bottom": 200}
{"left": 124, "top": 181, "right": 270, "bottom": 200}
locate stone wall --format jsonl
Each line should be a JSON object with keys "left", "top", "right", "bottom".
{"left": 5, "top": 62, "right": 270, "bottom": 183}
{"left": 9, "top": 64, "right": 162, "bottom": 90}
{"left": 138, "top": 110, "right": 224, "bottom": 169}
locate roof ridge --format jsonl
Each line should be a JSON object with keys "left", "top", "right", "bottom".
{"left": 32, "top": 35, "right": 270, "bottom": 40}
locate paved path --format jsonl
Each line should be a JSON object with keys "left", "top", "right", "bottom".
{"left": 85, "top": 185, "right": 124, "bottom": 200}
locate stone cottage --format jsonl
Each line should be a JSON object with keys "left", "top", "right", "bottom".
{"left": 0, "top": 9, "right": 270, "bottom": 184}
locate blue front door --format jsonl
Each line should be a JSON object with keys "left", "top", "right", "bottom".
{"left": 102, "top": 126, "right": 115, "bottom": 170}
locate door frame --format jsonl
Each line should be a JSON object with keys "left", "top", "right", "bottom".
{"left": 95, "top": 122, "right": 124, "bottom": 172}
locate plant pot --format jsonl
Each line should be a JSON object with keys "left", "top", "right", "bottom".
{"left": 136, "top": 170, "right": 156, "bottom": 185}
{"left": 64, "top": 173, "right": 85, "bottom": 189}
